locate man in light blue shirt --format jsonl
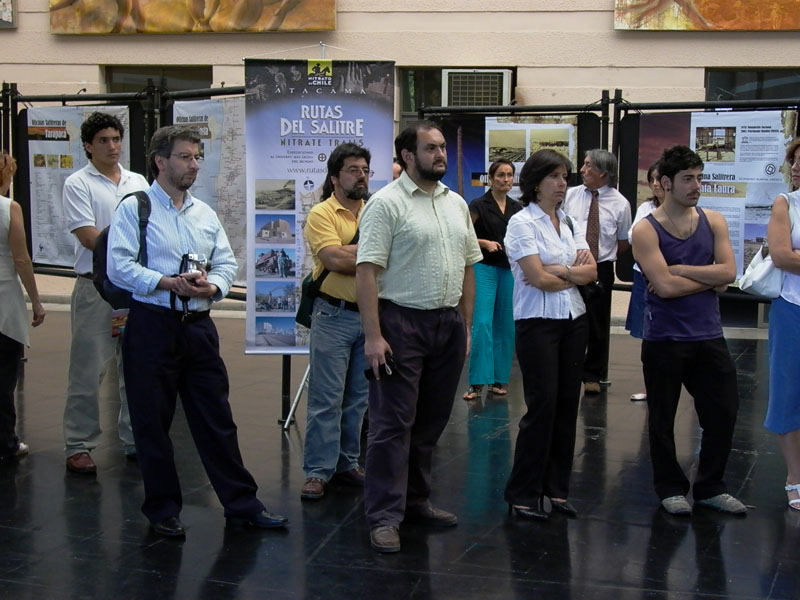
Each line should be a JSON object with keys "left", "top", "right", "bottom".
{"left": 108, "top": 126, "right": 287, "bottom": 537}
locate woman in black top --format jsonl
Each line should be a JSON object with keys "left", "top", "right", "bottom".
{"left": 463, "top": 159, "right": 523, "bottom": 401}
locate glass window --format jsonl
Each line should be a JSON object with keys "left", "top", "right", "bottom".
{"left": 105, "top": 65, "right": 213, "bottom": 94}
{"left": 706, "top": 69, "right": 800, "bottom": 101}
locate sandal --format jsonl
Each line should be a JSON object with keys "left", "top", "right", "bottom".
{"left": 462, "top": 385, "right": 483, "bottom": 401}
{"left": 489, "top": 383, "right": 508, "bottom": 395}
{"left": 786, "top": 483, "right": 800, "bottom": 511}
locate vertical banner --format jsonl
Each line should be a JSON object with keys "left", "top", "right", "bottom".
{"left": 27, "top": 105, "right": 132, "bottom": 267}
{"left": 244, "top": 59, "right": 395, "bottom": 354}
{"left": 635, "top": 110, "right": 797, "bottom": 277}
{"left": 173, "top": 98, "right": 247, "bottom": 285}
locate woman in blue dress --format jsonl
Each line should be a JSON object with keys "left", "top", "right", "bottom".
{"left": 765, "top": 138, "right": 800, "bottom": 511}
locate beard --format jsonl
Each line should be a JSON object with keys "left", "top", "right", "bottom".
{"left": 170, "top": 170, "right": 197, "bottom": 191}
{"left": 344, "top": 184, "right": 369, "bottom": 201}
{"left": 416, "top": 161, "right": 446, "bottom": 182}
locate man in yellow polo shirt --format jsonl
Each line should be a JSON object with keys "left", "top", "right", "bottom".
{"left": 301, "top": 143, "right": 372, "bottom": 500}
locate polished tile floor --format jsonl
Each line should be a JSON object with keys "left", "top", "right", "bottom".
{"left": 1, "top": 309, "right": 797, "bottom": 599}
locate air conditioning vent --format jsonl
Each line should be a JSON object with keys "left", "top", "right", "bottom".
{"left": 441, "top": 69, "right": 513, "bottom": 107}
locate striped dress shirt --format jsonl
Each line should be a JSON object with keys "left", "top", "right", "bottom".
{"left": 107, "top": 180, "right": 236, "bottom": 311}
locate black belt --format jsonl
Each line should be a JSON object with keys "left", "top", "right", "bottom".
{"left": 78, "top": 273, "right": 93, "bottom": 280}
{"left": 132, "top": 300, "right": 210, "bottom": 323}
{"left": 318, "top": 292, "right": 359, "bottom": 312}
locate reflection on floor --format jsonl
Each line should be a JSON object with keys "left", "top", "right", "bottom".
{"left": 1, "top": 310, "right": 798, "bottom": 599}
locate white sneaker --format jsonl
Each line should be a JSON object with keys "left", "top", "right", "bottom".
{"left": 661, "top": 495, "right": 692, "bottom": 515}
{"left": 695, "top": 493, "right": 747, "bottom": 515}
{"left": 13, "top": 442, "right": 29, "bottom": 457}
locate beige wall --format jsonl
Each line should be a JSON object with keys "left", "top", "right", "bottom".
{"left": 5, "top": 1, "right": 800, "bottom": 105}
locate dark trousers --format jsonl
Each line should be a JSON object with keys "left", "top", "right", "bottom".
{"left": 641, "top": 337, "right": 739, "bottom": 501}
{"left": 122, "top": 302, "right": 264, "bottom": 523}
{"left": 504, "top": 316, "right": 588, "bottom": 505}
{"left": 0, "top": 332, "right": 22, "bottom": 457}
{"left": 364, "top": 301, "right": 466, "bottom": 528}
{"left": 583, "top": 260, "right": 614, "bottom": 383}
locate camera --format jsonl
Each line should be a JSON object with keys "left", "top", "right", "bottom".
{"left": 184, "top": 253, "right": 207, "bottom": 274}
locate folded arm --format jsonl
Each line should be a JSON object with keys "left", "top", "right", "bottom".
{"left": 632, "top": 219, "right": 713, "bottom": 298}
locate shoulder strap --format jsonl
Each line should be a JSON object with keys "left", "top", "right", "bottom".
{"left": 119, "top": 190, "right": 151, "bottom": 268}
{"left": 314, "top": 227, "right": 360, "bottom": 288}
{"left": 563, "top": 214, "right": 574, "bottom": 234}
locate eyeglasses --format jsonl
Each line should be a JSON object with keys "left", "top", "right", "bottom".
{"left": 341, "top": 167, "right": 373, "bottom": 177}
{"left": 171, "top": 153, "right": 204, "bottom": 163}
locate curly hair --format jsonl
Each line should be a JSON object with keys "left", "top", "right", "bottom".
{"left": 80, "top": 112, "right": 125, "bottom": 159}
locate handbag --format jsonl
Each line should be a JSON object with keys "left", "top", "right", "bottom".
{"left": 739, "top": 246, "right": 781, "bottom": 298}
{"left": 295, "top": 228, "right": 359, "bottom": 328}
{"left": 739, "top": 192, "right": 798, "bottom": 298}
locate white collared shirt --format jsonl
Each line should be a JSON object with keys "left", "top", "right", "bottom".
{"left": 629, "top": 199, "right": 657, "bottom": 273}
{"left": 504, "top": 203, "right": 588, "bottom": 320}
{"left": 62, "top": 161, "right": 149, "bottom": 275}
{"left": 562, "top": 184, "right": 631, "bottom": 263}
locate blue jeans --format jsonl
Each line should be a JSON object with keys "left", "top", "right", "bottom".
{"left": 468, "top": 262, "right": 515, "bottom": 386}
{"left": 303, "top": 297, "right": 369, "bottom": 480}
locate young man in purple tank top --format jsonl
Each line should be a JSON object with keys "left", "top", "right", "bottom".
{"left": 631, "top": 145, "right": 746, "bottom": 517}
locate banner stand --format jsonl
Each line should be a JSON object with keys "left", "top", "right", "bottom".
{"left": 282, "top": 364, "right": 310, "bottom": 431}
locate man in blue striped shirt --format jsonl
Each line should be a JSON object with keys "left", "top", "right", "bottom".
{"left": 108, "top": 126, "right": 287, "bottom": 537}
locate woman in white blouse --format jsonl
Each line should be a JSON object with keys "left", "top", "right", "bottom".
{"left": 503, "top": 149, "right": 597, "bottom": 520}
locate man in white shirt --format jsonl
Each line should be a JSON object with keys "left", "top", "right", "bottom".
{"left": 562, "top": 149, "right": 632, "bottom": 394}
{"left": 62, "top": 112, "right": 148, "bottom": 473}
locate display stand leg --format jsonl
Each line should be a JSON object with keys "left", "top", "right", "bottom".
{"left": 283, "top": 364, "right": 310, "bottom": 433}
{"left": 278, "top": 354, "right": 293, "bottom": 425}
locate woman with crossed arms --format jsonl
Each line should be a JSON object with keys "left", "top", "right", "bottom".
{"left": 503, "top": 150, "right": 596, "bottom": 520}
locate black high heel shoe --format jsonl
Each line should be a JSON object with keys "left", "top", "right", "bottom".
{"left": 549, "top": 498, "right": 578, "bottom": 518}
{"left": 507, "top": 497, "right": 548, "bottom": 521}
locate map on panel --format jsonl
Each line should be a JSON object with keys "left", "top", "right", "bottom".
{"left": 173, "top": 97, "right": 247, "bottom": 286}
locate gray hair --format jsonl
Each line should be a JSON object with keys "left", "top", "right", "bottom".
{"left": 585, "top": 149, "right": 617, "bottom": 187}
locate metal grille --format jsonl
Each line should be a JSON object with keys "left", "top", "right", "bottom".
{"left": 446, "top": 72, "right": 505, "bottom": 106}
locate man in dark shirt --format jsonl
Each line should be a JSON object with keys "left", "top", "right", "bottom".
{"left": 632, "top": 145, "right": 745, "bottom": 516}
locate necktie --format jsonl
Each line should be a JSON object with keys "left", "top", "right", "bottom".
{"left": 586, "top": 189, "right": 600, "bottom": 261}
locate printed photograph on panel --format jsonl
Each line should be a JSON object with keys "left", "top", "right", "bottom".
{"left": 255, "top": 281, "right": 297, "bottom": 313}
{"left": 488, "top": 130, "right": 526, "bottom": 163}
{"left": 254, "top": 317, "right": 297, "bottom": 347}
{"left": 529, "top": 128, "right": 571, "bottom": 156}
{"left": 254, "top": 214, "right": 296, "bottom": 244}
{"left": 255, "top": 179, "right": 296, "bottom": 210}
{"left": 695, "top": 127, "right": 736, "bottom": 163}
{"left": 254, "top": 248, "right": 296, "bottom": 279}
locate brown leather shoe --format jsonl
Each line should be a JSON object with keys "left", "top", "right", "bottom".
{"left": 66, "top": 452, "right": 96, "bottom": 474}
{"left": 584, "top": 381, "right": 602, "bottom": 394}
{"left": 370, "top": 525, "right": 400, "bottom": 553}
{"left": 300, "top": 477, "right": 325, "bottom": 499}
{"left": 404, "top": 503, "right": 458, "bottom": 527}
{"left": 332, "top": 466, "right": 365, "bottom": 487}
